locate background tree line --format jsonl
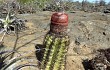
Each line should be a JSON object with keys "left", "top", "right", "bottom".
{"left": 0, "top": 0, "right": 110, "bottom": 14}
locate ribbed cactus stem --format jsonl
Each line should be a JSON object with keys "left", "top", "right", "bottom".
{"left": 40, "top": 35, "right": 53, "bottom": 69}
{"left": 45, "top": 38, "right": 60, "bottom": 70}
{"left": 40, "top": 34, "right": 69, "bottom": 70}
{"left": 53, "top": 38, "right": 66, "bottom": 70}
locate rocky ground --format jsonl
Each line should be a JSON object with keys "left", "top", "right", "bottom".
{"left": 0, "top": 11, "right": 110, "bottom": 70}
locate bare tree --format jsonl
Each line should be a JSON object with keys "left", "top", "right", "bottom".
{"left": 108, "top": 2, "right": 110, "bottom": 5}
{"left": 82, "top": 0, "right": 88, "bottom": 12}
{"left": 99, "top": 0, "right": 106, "bottom": 6}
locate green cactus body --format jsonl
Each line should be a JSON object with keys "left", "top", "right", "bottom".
{"left": 45, "top": 38, "right": 60, "bottom": 70}
{"left": 41, "top": 34, "right": 54, "bottom": 69}
{"left": 40, "top": 12, "right": 69, "bottom": 70}
{"left": 40, "top": 33, "right": 70, "bottom": 70}
{"left": 53, "top": 38, "right": 66, "bottom": 70}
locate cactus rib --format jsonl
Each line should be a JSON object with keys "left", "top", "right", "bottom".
{"left": 40, "top": 35, "right": 53, "bottom": 69}
{"left": 45, "top": 38, "right": 60, "bottom": 70}
{"left": 40, "top": 34, "right": 70, "bottom": 70}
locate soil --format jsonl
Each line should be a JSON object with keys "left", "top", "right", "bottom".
{"left": 0, "top": 11, "right": 110, "bottom": 70}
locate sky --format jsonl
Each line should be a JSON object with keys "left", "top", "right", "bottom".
{"left": 73, "top": 0, "right": 110, "bottom": 3}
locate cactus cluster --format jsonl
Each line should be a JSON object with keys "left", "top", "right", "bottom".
{"left": 40, "top": 32, "right": 70, "bottom": 70}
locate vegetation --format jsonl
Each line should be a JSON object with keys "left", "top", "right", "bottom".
{"left": 40, "top": 33, "right": 70, "bottom": 70}
{"left": 0, "top": 44, "right": 38, "bottom": 70}
{"left": 0, "top": 0, "right": 109, "bottom": 13}
{"left": 0, "top": 12, "right": 26, "bottom": 42}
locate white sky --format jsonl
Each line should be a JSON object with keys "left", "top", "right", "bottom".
{"left": 73, "top": 0, "right": 110, "bottom": 3}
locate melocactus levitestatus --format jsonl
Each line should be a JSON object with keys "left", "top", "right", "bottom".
{"left": 40, "top": 12, "right": 70, "bottom": 70}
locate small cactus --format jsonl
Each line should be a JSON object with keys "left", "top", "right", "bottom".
{"left": 40, "top": 12, "right": 70, "bottom": 70}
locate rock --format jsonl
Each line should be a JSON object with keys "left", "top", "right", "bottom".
{"left": 89, "top": 48, "right": 110, "bottom": 70}
{"left": 104, "top": 9, "right": 110, "bottom": 13}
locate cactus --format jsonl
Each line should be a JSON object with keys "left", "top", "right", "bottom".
{"left": 40, "top": 33, "right": 69, "bottom": 70}
{"left": 40, "top": 12, "right": 70, "bottom": 70}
